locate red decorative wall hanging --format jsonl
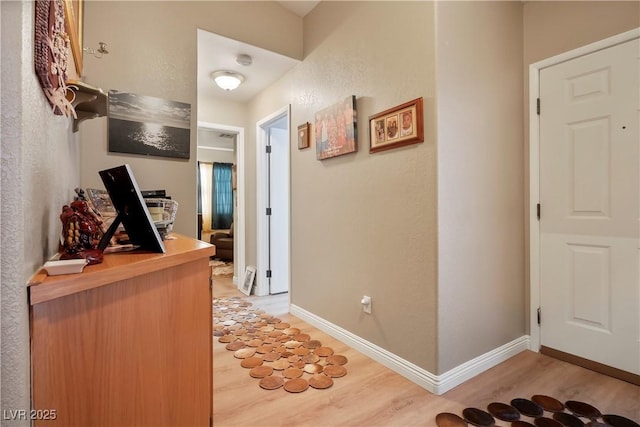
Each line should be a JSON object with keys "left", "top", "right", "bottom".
{"left": 34, "top": 0, "right": 77, "bottom": 118}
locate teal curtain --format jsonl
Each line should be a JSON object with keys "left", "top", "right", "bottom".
{"left": 212, "top": 162, "right": 233, "bottom": 229}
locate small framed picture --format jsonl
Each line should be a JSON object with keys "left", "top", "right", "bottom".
{"left": 369, "top": 97, "right": 424, "bottom": 153}
{"left": 298, "top": 122, "right": 310, "bottom": 149}
{"left": 241, "top": 266, "right": 256, "bottom": 296}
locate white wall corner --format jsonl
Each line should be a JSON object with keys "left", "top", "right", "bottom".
{"left": 290, "top": 304, "right": 530, "bottom": 395}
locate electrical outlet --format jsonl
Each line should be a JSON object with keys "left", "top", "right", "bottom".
{"left": 361, "top": 295, "right": 372, "bottom": 314}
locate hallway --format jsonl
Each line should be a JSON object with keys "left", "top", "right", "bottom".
{"left": 212, "top": 276, "right": 639, "bottom": 426}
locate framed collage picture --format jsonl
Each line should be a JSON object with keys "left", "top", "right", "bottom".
{"left": 369, "top": 97, "right": 424, "bottom": 153}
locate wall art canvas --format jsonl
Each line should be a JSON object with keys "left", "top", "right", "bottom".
{"left": 314, "top": 95, "right": 357, "bottom": 160}
{"left": 108, "top": 90, "right": 191, "bottom": 159}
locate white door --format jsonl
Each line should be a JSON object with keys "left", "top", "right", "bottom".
{"left": 539, "top": 38, "right": 639, "bottom": 375}
{"left": 268, "top": 127, "right": 289, "bottom": 294}
{"left": 256, "top": 108, "right": 291, "bottom": 297}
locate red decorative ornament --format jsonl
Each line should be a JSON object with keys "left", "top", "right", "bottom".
{"left": 59, "top": 200, "right": 104, "bottom": 264}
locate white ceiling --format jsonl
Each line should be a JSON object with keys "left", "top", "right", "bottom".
{"left": 197, "top": 1, "right": 319, "bottom": 104}
{"left": 277, "top": 1, "right": 320, "bottom": 17}
{"left": 197, "top": 29, "right": 300, "bottom": 105}
{"left": 197, "top": 127, "right": 236, "bottom": 152}
{"left": 196, "top": 1, "right": 319, "bottom": 149}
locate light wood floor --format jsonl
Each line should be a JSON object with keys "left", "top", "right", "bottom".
{"left": 212, "top": 276, "right": 639, "bottom": 426}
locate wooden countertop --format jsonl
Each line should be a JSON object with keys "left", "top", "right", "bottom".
{"left": 28, "top": 234, "right": 215, "bottom": 305}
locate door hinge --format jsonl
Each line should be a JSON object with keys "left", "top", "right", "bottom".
{"left": 266, "top": 207, "right": 272, "bottom": 216}
{"left": 266, "top": 269, "right": 272, "bottom": 278}
{"left": 537, "top": 307, "right": 541, "bottom": 325}
{"left": 536, "top": 98, "right": 540, "bottom": 115}
{"left": 536, "top": 203, "right": 541, "bottom": 220}
{"left": 266, "top": 145, "right": 272, "bottom": 154}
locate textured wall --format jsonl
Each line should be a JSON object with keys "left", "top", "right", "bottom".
{"left": 436, "top": 1, "right": 525, "bottom": 373}
{"left": 1, "top": 0, "right": 81, "bottom": 420}
{"left": 523, "top": 1, "right": 639, "bottom": 65}
{"left": 5, "top": 2, "right": 634, "bottom": 410}
{"left": 80, "top": 1, "right": 302, "bottom": 238}
{"left": 249, "top": 1, "right": 439, "bottom": 372}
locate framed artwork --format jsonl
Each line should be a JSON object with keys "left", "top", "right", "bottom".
{"left": 241, "top": 266, "right": 256, "bottom": 296}
{"left": 298, "top": 122, "right": 310, "bottom": 149}
{"left": 315, "top": 95, "right": 357, "bottom": 160}
{"left": 369, "top": 97, "right": 424, "bottom": 153}
{"left": 63, "top": 0, "right": 83, "bottom": 77}
{"left": 108, "top": 90, "right": 191, "bottom": 159}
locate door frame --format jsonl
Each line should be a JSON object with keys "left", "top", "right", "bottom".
{"left": 198, "top": 121, "right": 246, "bottom": 287}
{"left": 256, "top": 105, "right": 291, "bottom": 296}
{"left": 528, "top": 28, "right": 640, "bottom": 351}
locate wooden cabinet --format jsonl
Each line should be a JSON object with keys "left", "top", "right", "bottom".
{"left": 28, "top": 235, "right": 215, "bottom": 426}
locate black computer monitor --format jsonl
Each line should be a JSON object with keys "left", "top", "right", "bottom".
{"left": 98, "top": 164, "right": 166, "bottom": 253}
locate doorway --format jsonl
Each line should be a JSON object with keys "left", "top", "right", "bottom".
{"left": 529, "top": 29, "right": 639, "bottom": 379}
{"left": 198, "top": 121, "right": 246, "bottom": 288}
{"left": 256, "top": 106, "right": 291, "bottom": 296}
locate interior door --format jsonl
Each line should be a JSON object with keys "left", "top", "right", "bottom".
{"left": 539, "top": 38, "right": 639, "bottom": 375}
{"left": 267, "top": 127, "right": 289, "bottom": 295}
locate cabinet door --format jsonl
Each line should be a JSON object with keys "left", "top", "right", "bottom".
{"left": 31, "top": 258, "right": 212, "bottom": 426}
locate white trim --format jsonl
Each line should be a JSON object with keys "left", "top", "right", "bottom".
{"left": 437, "top": 336, "right": 530, "bottom": 394}
{"left": 290, "top": 304, "right": 530, "bottom": 395}
{"left": 529, "top": 65, "right": 541, "bottom": 352}
{"left": 532, "top": 28, "right": 640, "bottom": 72}
{"left": 197, "top": 121, "right": 245, "bottom": 287}
{"left": 255, "top": 106, "right": 291, "bottom": 297}
{"left": 196, "top": 146, "right": 234, "bottom": 152}
{"left": 528, "top": 28, "right": 640, "bottom": 352}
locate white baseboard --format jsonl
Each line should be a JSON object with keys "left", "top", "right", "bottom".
{"left": 290, "top": 304, "right": 530, "bottom": 395}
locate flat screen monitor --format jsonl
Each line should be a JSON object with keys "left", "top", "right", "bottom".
{"left": 98, "top": 164, "right": 166, "bottom": 253}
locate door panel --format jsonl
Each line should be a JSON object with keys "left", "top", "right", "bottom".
{"left": 268, "top": 128, "right": 289, "bottom": 295}
{"left": 539, "top": 38, "right": 639, "bottom": 375}
{"left": 269, "top": 128, "right": 289, "bottom": 294}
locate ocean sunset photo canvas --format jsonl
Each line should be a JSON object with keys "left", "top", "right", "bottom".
{"left": 108, "top": 90, "right": 191, "bottom": 159}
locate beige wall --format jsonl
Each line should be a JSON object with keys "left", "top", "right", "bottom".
{"left": 0, "top": 0, "right": 301, "bottom": 414}
{"left": 196, "top": 147, "right": 236, "bottom": 165}
{"left": 1, "top": 1, "right": 82, "bottom": 418}
{"left": 436, "top": 1, "right": 525, "bottom": 373}
{"left": 523, "top": 1, "right": 639, "bottom": 64}
{"left": 80, "top": 1, "right": 302, "bottom": 237}
{"left": 5, "top": 0, "right": 638, "bottom": 409}
{"left": 250, "top": 1, "right": 439, "bottom": 372}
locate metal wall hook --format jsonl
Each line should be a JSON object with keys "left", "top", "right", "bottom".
{"left": 83, "top": 42, "right": 109, "bottom": 58}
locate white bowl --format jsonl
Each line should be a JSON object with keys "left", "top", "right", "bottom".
{"left": 43, "top": 259, "right": 88, "bottom": 276}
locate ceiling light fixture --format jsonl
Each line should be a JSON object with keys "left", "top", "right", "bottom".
{"left": 211, "top": 70, "right": 245, "bottom": 91}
